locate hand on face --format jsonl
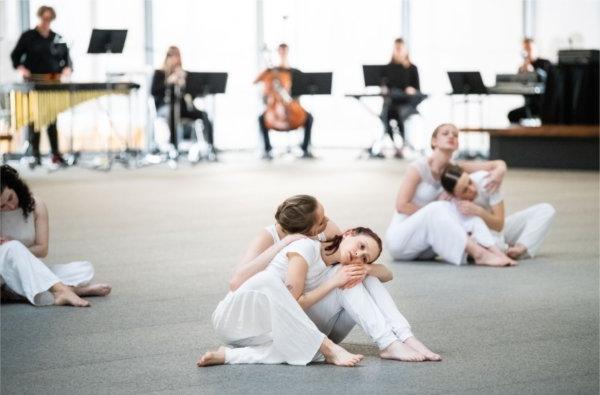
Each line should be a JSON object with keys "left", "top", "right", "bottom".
{"left": 484, "top": 168, "right": 505, "bottom": 194}
{"left": 0, "top": 188, "right": 19, "bottom": 211}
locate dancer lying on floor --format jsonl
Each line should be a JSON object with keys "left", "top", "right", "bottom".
{"left": 0, "top": 165, "right": 111, "bottom": 307}
{"left": 227, "top": 195, "right": 438, "bottom": 360}
{"left": 440, "top": 164, "right": 555, "bottom": 260}
{"left": 385, "top": 123, "right": 514, "bottom": 266}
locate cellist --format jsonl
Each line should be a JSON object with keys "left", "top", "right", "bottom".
{"left": 254, "top": 43, "right": 314, "bottom": 160}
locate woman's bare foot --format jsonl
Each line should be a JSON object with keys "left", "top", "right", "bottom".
{"left": 472, "top": 247, "right": 512, "bottom": 267}
{"left": 380, "top": 340, "right": 426, "bottom": 362}
{"left": 51, "top": 283, "right": 90, "bottom": 307}
{"left": 73, "top": 283, "right": 112, "bottom": 297}
{"left": 403, "top": 337, "right": 441, "bottom": 361}
{"left": 489, "top": 246, "right": 518, "bottom": 266}
{"left": 320, "top": 338, "right": 363, "bottom": 367}
{"left": 506, "top": 243, "right": 528, "bottom": 260}
{"left": 197, "top": 346, "right": 226, "bottom": 367}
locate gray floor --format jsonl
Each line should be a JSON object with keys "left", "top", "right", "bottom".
{"left": 1, "top": 152, "right": 599, "bottom": 394}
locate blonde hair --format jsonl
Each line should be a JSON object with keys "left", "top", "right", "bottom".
{"left": 162, "top": 46, "right": 182, "bottom": 77}
{"left": 430, "top": 123, "right": 458, "bottom": 149}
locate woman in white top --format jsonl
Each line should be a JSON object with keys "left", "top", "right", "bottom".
{"left": 205, "top": 195, "right": 440, "bottom": 364}
{"left": 440, "top": 164, "right": 555, "bottom": 259}
{"left": 0, "top": 165, "right": 111, "bottom": 307}
{"left": 197, "top": 227, "right": 384, "bottom": 367}
{"left": 386, "top": 123, "right": 514, "bottom": 266}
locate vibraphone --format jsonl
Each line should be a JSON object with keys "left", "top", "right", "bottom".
{"left": 1, "top": 82, "right": 140, "bottom": 132}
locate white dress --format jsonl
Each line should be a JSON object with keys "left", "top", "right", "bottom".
{"left": 266, "top": 225, "right": 414, "bottom": 350}
{"left": 0, "top": 208, "right": 94, "bottom": 306}
{"left": 211, "top": 238, "right": 328, "bottom": 365}
{"left": 467, "top": 171, "right": 556, "bottom": 257}
{"left": 385, "top": 157, "right": 470, "bottom": 265}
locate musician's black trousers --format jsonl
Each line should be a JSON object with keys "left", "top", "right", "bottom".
{"left": 258, "top": 112, "right": 313, "bottom": 153}
{"left": 380, "top": 103, "right": 416, "bottom": 142}
{"left": 508, "top": 105, "right": 539, "bottom": 123}
{"left": 27, "top": 122, "right": 61, "bottom": 158}
{"left": 161, "top": 104, "right": 214, "bottom": 149}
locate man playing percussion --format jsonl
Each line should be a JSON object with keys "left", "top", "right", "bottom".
{"left": 10, "top": 5, "right": 71, "bottom": 167}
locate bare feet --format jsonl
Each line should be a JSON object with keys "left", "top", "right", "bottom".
{"left": 73, "top": 283, "right": 112, "bottom": 297}
{"left": 473, "top": 247, "right": 512, "bottom": 267}
{"left": 51, "top": 283, "right": 90, "bottom": 307}
{"left": 380, "top": 340, "right": 426, "bottom": 362}
{"left": 320, "top": 338, "right": 363, "bottom": 367}
{"left": 489, "top": 246, "right": 518, "bottom": 266}
{"left": 403, "top": 337, "right": 441, "bottom": 361}
{"left": 197, "top": 346, "right": 226, "bottom": 367}
{"left": 506, "top": 243, "right": 528, "bottom": 260}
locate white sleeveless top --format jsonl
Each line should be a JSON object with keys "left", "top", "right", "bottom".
{"left": 0, "top": 208, "right": 36, "bottom": 247}
{"left": 266, "top": 238, "right": 328, "bottom": 290}
{"left": 410, "top": 156, "right": 443, "bottom": 207}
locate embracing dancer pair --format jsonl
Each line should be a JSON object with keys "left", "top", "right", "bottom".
{"left": 198, "top": 195, "right": 440, "bottom": 367}
{"left": 385, "top": 123, "right": 554, "bottom": 266}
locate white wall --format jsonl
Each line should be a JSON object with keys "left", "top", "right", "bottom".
{"left": 1, "top": 0, "right": 599, "bottom": 152}
{"left": 535, "top": 0, "right": 600, "bottom": 62}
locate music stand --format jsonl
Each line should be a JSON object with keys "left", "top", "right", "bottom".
{"left": 291, "top": 71, "right": 332, "bottom": 96}
{"left": 87, "top": 29, "right": 127, "bottom": 54}
{"left": 362, "top": 65, "right": 388, "bottom": 86}
{"left": 86, "top": 29, "right": 132, "bottom": 170}
{"left": 447, "top": 71, "right": 488, "bottom": 94}
{"left": 185, "top": 72, "right": 228, "bottom": 96}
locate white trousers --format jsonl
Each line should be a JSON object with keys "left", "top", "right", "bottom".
{"left": 211, "top": 270, "right": 325, "bottom": 365}
{"left": 448, "top": 203, "right": 496, "bottom": 248}
{"left": 0, "top": 240, "right": 94, "bottom": 306}
{"left": 499, "top": 203, "right": 556, "bottom": 257}
{"left": 306, "top": 266, "right": 413, "bottom": 350}
{"left": 386, "top": 201, "right": 468, "bottom": 265}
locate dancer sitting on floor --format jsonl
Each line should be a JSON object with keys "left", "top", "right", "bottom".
{"left": 440, "top": 164, "right": 555, "bottom": 260}
{"left": 0, "top": 165, "right": 111, "bottom": 307}
{"left": 385, "top": 123, "right": 514, "bottom": 266}
{"left": 198, "top": 195, "right": 439, "bottom": 366}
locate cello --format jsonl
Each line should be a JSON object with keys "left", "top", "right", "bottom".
{"left": 254, "top": 51, "right": 307, "bottom": 132}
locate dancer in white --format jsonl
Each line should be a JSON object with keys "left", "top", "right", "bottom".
{"left": 222, "top": 195, "right": 440, "bottom": 363}
{"left": 385, "top": 123, "right": 514, "bottom": 266}
{"left": 0, "top": 165, "right": 111, "bottom": 307}
{"left": 440, "top": 164, "right": 555, "bottom": 259}
{"left": 229, "top": 195, "right": 393, "bottom": 292}
{"left": 197, "top": 227, "right": 387, "bottom": 367}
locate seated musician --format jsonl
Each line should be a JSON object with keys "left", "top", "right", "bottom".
{"left": 150, "top": 46, "right": 216, "bottom": 160}
{"left": 10, "top": 5, "right": 70, "bottom": 167}
{"left": 380, "top": 38, "right": 420, "bottom": 159}
{"left": 254, "top": 43, "right": 314, "bottom": 160}
{"left": 507, "top": 38, "right": 553, "bottom": 124}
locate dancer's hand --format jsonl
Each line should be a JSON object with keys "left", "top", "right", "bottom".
{"left": 485, "top": 166, "right": 505, "bottom": 193}
{"left": 457, "top": 200, "right": 482, "bottom": 217}
{"left": 334, "top": 264, "right": 367, "bottom": 289}
{"left": 282, "top": 234, "right": 306, "bottom": 246}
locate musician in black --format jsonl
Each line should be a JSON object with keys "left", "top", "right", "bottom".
{"left": 150, "top": 46, "right": 216, "bottom": 160}
{"left": 507, "top": 38, "right": 553, "bottom": 124}
{"left": 380, "top": 38, "right": 420, "bottom": 159}
{"left": 10, "top": 5, "right": 71, "bottom": 167}
{"left": 254, "top": 43, "right": 314, "bottom": 160}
